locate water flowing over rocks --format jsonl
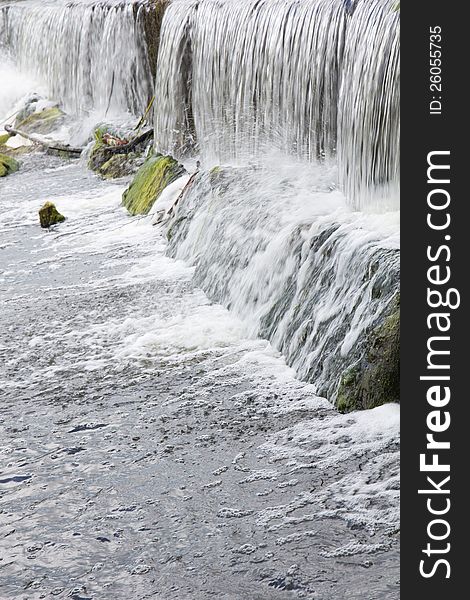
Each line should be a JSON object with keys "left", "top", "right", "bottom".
{"left": 0, "top": 157, "right": 399, "bottom": 599}
{"left": 0, "top": 0, "right": 400, "bottom": 597}
{"left": 0, "top": 0, "right": 156, "bottom": 118}
{"left": 164, "top": 166, "right": 400, "bottom": 409}
{"left": 154, "top": 0, "right": 400, "bottom": 209}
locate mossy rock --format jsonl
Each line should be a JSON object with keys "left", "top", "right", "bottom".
{"left": 88, "top": 125, "right": 130, "bottom": 173}
{"left": 0, "top": 133, "right": 11, "bottom": 146}
{"left": 336, "top": 295, "right": 400, "bottom": 412}
{"left": 39, "top": 202, "right": 66, "bottom": 228}
{"left": 0, "top": 153, "right": 20, "bottom": 177}
{"left": 122, "top": 154, "right": 186, "bottom": 216}
{"left": 16, "top": 107, "right": 64, "bottom": 135}
{"left": 88, "top": 140, "right": 111, "bottom": 172}
{"left": 97, "top": 153, "right": 140, "bottom": 180}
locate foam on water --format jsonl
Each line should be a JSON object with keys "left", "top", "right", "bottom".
{"left": 165, "top": 158, "right": 399, "bottom": 401}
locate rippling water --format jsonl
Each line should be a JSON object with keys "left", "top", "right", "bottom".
{"left": 0, "top": 155, "right": 399, "bottom": 599}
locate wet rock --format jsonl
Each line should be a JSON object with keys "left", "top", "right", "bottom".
{"left": 87, "top": 125, "right": 126, "bottom": 172}
{"left": 139, "top": 0, "right": 170, "bottom": 81}
{"left": 87, "top": 125, "right": 149, "bottom": 178}
{"left": 336, "top": 294, "right": 400, "bottom": 412}
{"left": 122, "top": 153, "right": 186, "bottom": 216}
{"left": 0, "top": 132, "right": 11, "bottom": 146}
{"left": 0, "top": 152, "right": 19, "bottom": 177}
{"left": 16, "top": 105, "right": 65, "bottom": 135}
{"left": 38, "top": 202, "right": 66, "bottom": 228}
{"left": 97, "top": 153, "right": 141, "bottom": 179}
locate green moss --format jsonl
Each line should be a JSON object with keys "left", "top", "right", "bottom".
{"left": 336, "top": 367, "right": 360, "bottom": 413}
{"left": 17, "top": 107, "right": 64, "bottom": 134}
{"left": 336, "top": 294, "right": 400, "bottom": 413}
{"left": 0, "top": 153, "right": 20, "bottom": 177}
{"left": 38, "top": 202, "right": 66, "bottom": 228}
{"left": 98, "top": 153, "right": 139, "bottom": 180}
{"left": 0, "top": 133, "right": 11, "bottom": 146}
{"left": 122, "top": 154, "right": 186, "bottom": 216}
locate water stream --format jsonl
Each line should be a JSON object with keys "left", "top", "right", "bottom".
{"left": 0, "top": 1, "right": 400, "bottom": 598}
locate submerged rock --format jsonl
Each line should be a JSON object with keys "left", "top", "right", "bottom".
{"left": 38, "top": 202, "right": 66, "bottom": 228}
{"left": 336, "top": 295, "right": 400, "bottom": 412}
{"left": 122, "top": 153, "right": 186, "bottom": 215}
{"left": 0, "top": 153, "right": 19, "bottom": 177}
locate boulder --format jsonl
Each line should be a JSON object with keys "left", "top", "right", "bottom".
{"left": 0, "top": 133, "right": 11, "bottom": 147}
{"left": 336, "top": 294, "right": 400, "bottom": 412}
{"left": 97, "top": 153, "right": 141, "bottom": 180}
{"left": 88, "top": 125, "right": 132, "bottom": 174}
{"left": 122, "top": 153, "right": 186, "bottom": 215}
{"left": 39, "top": 202, "right": 66, "bottom": 228}
{"left": 16, "top": 106, "right": 65, "bottom": 135}
{"left": 0, "top": 153, "right": 19, "bottom": 177}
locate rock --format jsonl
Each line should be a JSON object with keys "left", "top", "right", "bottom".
{"left": 140, "top": 0, "right": 170, "bottom": 80}
{"left": 97, "top": 153, "right": 140, "bottom": 180}
{"left": 88, "top": 125, "right": 141, "bottom": 176}
{"left": 122, "top": 153, "right": 186, "bottom": 216}
{"left": 16, "top": 106, "right": 65, "bottom": 135}
{"left": 0, "top": 133, "right": 12, "bottom": 147}
{"left": 0, "top": 153, "right": 19, "bottom": 177}
{"left": 336, "top": 294, "right": 400, "bottom": 412}
{"left": 38, "top": 202, "right": 66, "bottom": 228}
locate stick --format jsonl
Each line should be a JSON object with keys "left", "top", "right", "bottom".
{"left": 4, "top": 124, "right": 83, "bottom": 155}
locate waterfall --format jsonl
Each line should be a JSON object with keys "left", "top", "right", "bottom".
{"left": 165, "top": 164, "right": 399, "bottom": 403}
{"left": 0, "top": 0, "right": 154, "bottom": 118}
{"left": 154, "top": 0, "right": 400, "bottom": 208}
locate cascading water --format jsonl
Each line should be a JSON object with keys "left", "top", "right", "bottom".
{"left": 165, "top": 162, "right": 399, "bottom": 404}
{"left": 154, "top": 0, "right": 400, "bottom": 405}
{"left": 0, "top": 0, "right": 154, "bottom": 118}
{"left": 156, "top": 0, "right": 399, "bottom": 208}
{"left": 154, "top": 0, "right": 400, "bottom": 208}
{"left": 338, "top": 0, "right": 400, "bottom": 204}
{"left": 0, "top": 1, "right": 401, "bottom": 595}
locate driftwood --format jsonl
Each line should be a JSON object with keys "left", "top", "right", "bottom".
{"left": 104, "top": 128, "right": 154, "bottom": 155}
{"left": 4, "top": 125, "right": 154, "bottom": 158}
{"left": 4, "top": 124, "right": 83, "bottom": 156}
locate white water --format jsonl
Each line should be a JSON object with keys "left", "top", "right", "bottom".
{"left": 0, "top": 0, "right": 153, "bottom": 119}
{"left": 154, "top": 0, "right": 400, "bottom": 209}
{"left": 0, "top": 1, "right": 400, "bottom": 595}
{"left": 164, "top": 161, "right": 399, "bottom": 401}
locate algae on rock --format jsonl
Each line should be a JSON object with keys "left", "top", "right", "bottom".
{"left": 122, "top": 153, "right": 186, "bottom": 216}
{"left": 0, "top": 133, "right": 11, "bottom": 147}
{"left": 336, "top": 295, "right": 400, "bottom": 412}
{"left": 39, "top": 202, "right": 66, "bottom": 228}
{"left": 0, "top": 153, "right": 20, "bottom": 177}
{"left": 16, "top": 106, "right": 65, "bottom": 135}
{"left": 98, "top": 153, "right": 141, "bottom": 179}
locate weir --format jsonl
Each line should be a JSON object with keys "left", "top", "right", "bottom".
{"left": 0, "top": 0, "right": 400, "bottom": 409}
{"left": 154, "top": 0, "right": 400, "bottom": 208}
{"left": 0, "top": 0, "right": 155, "bottom": 117}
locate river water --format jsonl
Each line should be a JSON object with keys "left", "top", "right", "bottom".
{"left": 0, "top": 1, "right": 400, "bottom": 598}
{"left": 0, "top": 153, "right": 399, "bottom": 599}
